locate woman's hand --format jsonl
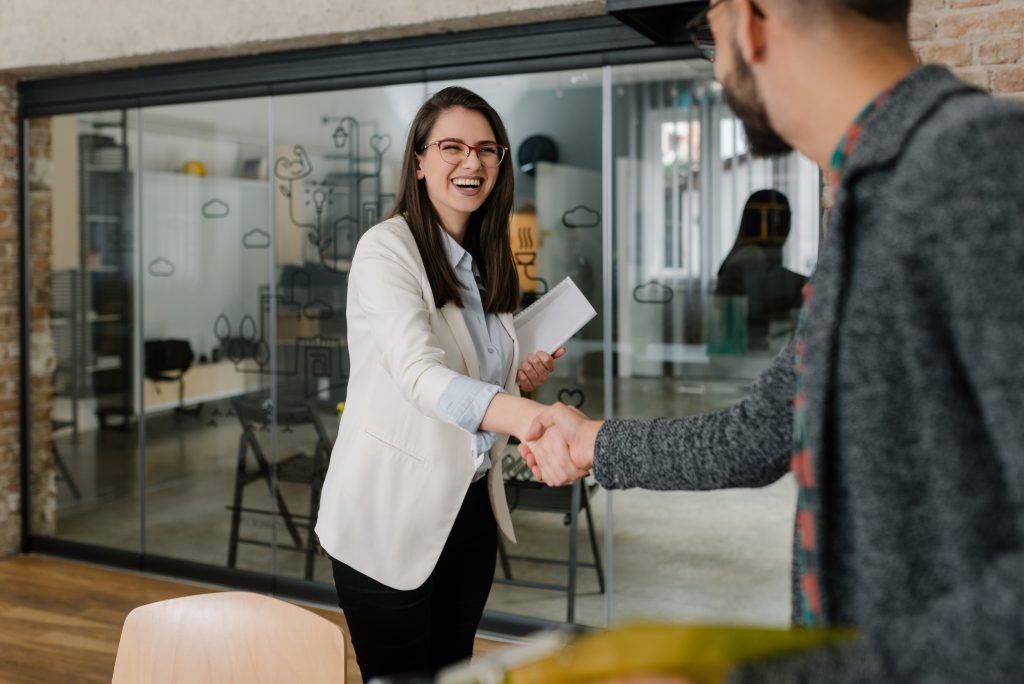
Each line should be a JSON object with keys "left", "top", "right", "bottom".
{"left": 516, "top": 347, "right": 566, "bottom": 392}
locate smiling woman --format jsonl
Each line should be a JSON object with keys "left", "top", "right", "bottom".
{"left": 313, "top": 86, "right": 565, "bottom": 681}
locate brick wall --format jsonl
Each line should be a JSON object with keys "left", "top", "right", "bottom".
{"left": 27, "top": 119, "right": 57, "bottom": 539}
{"left": 911, "top": 0, "right": 1024, "bottom": 99}
{"left": 0, "top": 77, "right": 21, "bottom": 557}
{"left": 0, "top": 81, "right": 57, "bottom": 559}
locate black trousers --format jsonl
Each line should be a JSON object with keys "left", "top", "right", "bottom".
{"left": 330, "top": 477, "right": 497, "bottom": 682}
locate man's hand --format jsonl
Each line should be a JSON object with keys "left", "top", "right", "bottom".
{"left": 518, "top": 402, "right": 602, "bottom": 487}
{"left": 516, "top": 347, "right": 566, "bottom": 393}
{"left": 521, "top": 425, "right": 587, "bottom": 485}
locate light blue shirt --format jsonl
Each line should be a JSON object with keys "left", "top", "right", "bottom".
{"left": 435, "top": 231, "right": 514, "bottom": 480}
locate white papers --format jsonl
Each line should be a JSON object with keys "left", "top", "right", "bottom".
{"left": 513, "top": 277, "right": 596, "bottom": 355}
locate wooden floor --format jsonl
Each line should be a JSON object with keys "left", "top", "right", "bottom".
{"left": 0, "top": 555, "right": 506, "bottom": 683}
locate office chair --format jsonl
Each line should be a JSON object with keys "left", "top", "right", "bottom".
{"left": 497, "top": 449, "right": 605, "bottom": 624}
{"left": 111, "top": 591, "right": 346, "bottom": 683}
{"left": 226, "top": 394, "right": 333, "bottom": 580}
{"left": 144, "top": 338, "right": 200, "bottom": 415}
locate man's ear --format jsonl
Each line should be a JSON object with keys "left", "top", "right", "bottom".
{"left": 734, "top": 0, "right": 768, "bottom": 65}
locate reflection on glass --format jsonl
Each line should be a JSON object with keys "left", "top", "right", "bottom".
{"left": 713, "top": 190, "right": 806, "bottom": 352}
{"left": 36, "top": 110, "right": 141, "bottom": 551}
{"left": 28, "top": 59, "right": 818, "bottom": 634}
{"left": 136, "top": 97, "right": 275, "bottom": 571}
{"left": 610, "top": 61, "right": 819, "bottom": 626}
{"left": 270, "top": 84, "right": 427, "bottom": 581}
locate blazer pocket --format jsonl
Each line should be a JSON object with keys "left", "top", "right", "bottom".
{"left": 363, "top": 428, "right": 426, "bottom": 465}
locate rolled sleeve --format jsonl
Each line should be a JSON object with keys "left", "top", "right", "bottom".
{"left": 438, "top": 375, "right": 504, "bottom": 454}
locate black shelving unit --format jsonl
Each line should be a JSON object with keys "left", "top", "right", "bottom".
{"left": 76, "top": 115, "right": 134, "bottom": 429}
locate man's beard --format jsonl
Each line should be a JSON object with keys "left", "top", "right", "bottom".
{"left": 721, "top": 38, "right": 793, "bottom": 157}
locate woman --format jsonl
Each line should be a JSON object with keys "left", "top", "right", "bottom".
{"left": 714, "top": 189, "right": 806, "bottom": 349}
{"left": 315, "top": 86, "right": 563, "bottom": 680}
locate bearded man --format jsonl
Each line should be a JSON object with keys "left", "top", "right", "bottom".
{"left": 521, "top": 1, "right": 1024, "bottom": 681}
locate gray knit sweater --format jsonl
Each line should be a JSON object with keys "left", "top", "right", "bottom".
{"left": 593, "top": 66, "right": 1024, "bottom": 683}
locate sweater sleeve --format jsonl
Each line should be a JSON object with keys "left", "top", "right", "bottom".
{"left": 592, "top": 334, "right": 796, "bottom": 491}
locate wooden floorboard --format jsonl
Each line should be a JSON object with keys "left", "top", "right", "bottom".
{"left": 0, "top": 555, "right": 507, "bottom": 683}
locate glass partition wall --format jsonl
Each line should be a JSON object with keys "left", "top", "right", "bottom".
{"left": 27, "top": 60, "right": 818, "bottom": 630}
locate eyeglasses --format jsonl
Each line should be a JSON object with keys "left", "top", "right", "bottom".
{"left": 421, "top": 139, "right": 508, "bottom": 168}
{"left": 686, "top": 0, "right": 765, "bottom": 63}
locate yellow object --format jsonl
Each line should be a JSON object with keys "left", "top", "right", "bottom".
{"left": 510, "top": 212, "right": 539, "bottom": 293}
{"left": 507, "top": 622, "right": 858, "bottom": 684}
{"left": 336, "top": 401, "right": 345, "bottom": 416}
{"left": 181, "top": 160, "right": 207, "bottom": 176}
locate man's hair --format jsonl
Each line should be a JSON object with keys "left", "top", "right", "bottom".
{"left": 814, "top": 0, "right": 912, "bottom": 26}
{"left": 840, "top": 0, "right": 911, "bottom": 24}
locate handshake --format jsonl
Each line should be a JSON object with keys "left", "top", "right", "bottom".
{"left": 517, "top": 403, "right": 605, "bottom": 488}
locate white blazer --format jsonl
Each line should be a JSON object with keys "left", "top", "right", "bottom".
{"left": 315, "top": 216, "right": 519, "bottom": 590}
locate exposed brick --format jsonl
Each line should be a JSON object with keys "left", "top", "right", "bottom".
{"left": 992, "top": 66, "right": 1024, "bottom": 91}
{"left": 951, "top": 0, "right": 1000, "bottom": 7}
{"left": 914, "top": 0, "right": 947, "bottom": 11}
{"left": 911, "top": 14, "right": 939, "bottom": 41}
{"left": 976, "top": 35, "right": 1024, "bottom": 64}
{"left": 938, "top": 8, "right": 1024, "bottom": 40}
{"left": 917, "top": 40, "right": 974, "bottom": 66}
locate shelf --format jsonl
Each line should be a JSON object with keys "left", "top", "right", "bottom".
{"left": 51, "top": 313, "right": 123, "bottom": 324}
{"left": 83, "top": 164, "right": 127, "bottom": 173}
{"left": 86, "top": 266, "right": 123, "bottom": 273}
{"left": 88, "top": 313, "right": 123, "bottom": 323}
{"left": 87, "top": 356, "right": 122, "bottom": 372}
{"left": 86, "top": 214, "right": 121, "bottom": 224}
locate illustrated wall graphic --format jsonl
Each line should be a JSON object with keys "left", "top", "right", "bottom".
{"left": 242, "top": 228, "right": 271, "bottom": 249}
{"left": 282, "top": 269, "right": 336, "bottom": 321}
{"left": 514, "top": 251, "right": 548, "bottom": 294}
{"left": 275, "top": 145, "right": 313, "bottom": 180}
{"left": 557, "top": 388, "right": 585, "bottom": 409}
{"left": 561, "top": 205, "right": 601, "bottom": 229}
{"left": 148, "top": 257, "right": 175, "bottom": 277}
{"left": 276, "top": 116, "right": 394, "bottom": 272}
{"left": 211, "top": 280, "right": 350, "bottom": 402}
{"left": 202, "top": 198, "right": 230, "bottom": 219}
{"left": 633, "top": 280, "right": 674, "bottom": 304}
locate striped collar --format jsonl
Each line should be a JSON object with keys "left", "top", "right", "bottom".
{"left": 829, "top": 88, "right": 892, "bottom": 187}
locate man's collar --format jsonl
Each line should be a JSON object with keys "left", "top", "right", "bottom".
{"left": 840, "top": 65, "right": 978, "bottom": 181}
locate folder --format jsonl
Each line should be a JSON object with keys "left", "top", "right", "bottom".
{"left": 505, "top": 622, "right": 858, "bottom": 684}
{"left": 514, "top": 277, "right": 597, "bottom": 355}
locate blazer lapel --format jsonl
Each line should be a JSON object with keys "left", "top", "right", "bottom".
{"left": 440, "top": 303, "right": 480, "bottom": 380}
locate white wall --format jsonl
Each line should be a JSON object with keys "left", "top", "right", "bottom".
{"left": 0, "top": 0, "right": 603, "bottom": 76}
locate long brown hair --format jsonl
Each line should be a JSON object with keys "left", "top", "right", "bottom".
{"left": 388, "top": 86, "right": 519, "bottom": 313}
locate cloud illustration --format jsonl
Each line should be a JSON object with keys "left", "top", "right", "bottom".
{"left": 561, "top": 205, "right": 601, "bottom": 229}
{"left": 633, "top": 281, "right": 674, "bottom": 304}
{"left": 242, "top": 228, "right": 270, "bottom": 249}
{"left": 148, "top": 257, "right": 175, "bottom": 277}
{"left": 202, "top": 198, "right": 230, "bottom": 219}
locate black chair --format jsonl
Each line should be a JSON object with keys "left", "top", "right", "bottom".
{"left": 226, "top": 394, "right": 333, "bottom": 580}
{"left": 144, "top": 338, "right": 200, "bottom": 416}
{"left": 496, "top": 449, "right": 604, "bottom": 624}
{"left": 52, "top": 419, "right": 81, "bottom": 500}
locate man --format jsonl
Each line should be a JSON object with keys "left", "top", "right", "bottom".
{"left": 520, "top": 0, "right": 1024, "bottom": 681}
